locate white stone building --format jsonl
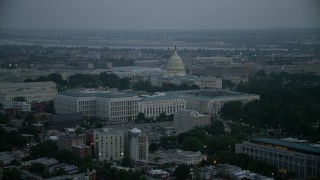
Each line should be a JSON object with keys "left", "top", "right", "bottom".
{"left": 54, "top": 89, "right": 140, "bottom": 123}
{"left": 94, "top": 128, "right": 125, "bottom": 161}
{"left": 167, "top": 89, "right": 259, "bottom": 115}
{"left": 139, "top": 93, "right": 186, "bottom": 118}
{"left": 181, "top": 76, "right": 222, "bottom": 89}
{"left": 0, "top": 151, "right": 15, "bottom": 165}
{"left": 0, "top": 101, "right": 31, "bottom": 112}
{"left": 174, "top": 109, "right": 211, "bottom": 134}
{"left": 128, "top": 128, "right": 149, "bottom": 163}
{"left": 235, "top": 138, "right": 320, "bottom": 179}
{"left": 150, "top": 149, "right": 207, "bottom": 165}
{"left": 0, "top": 81, "right": 57, "bottom": 102}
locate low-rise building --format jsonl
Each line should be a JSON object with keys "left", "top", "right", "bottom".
{"left": 145, "top": 169, "right": 169, "bottom": 180}
{"left": 150, "top": 149, "right": 206, "bottom": 165}
{"left": 22, "top": 157, "right": 59, "bottom": 167}
{"left": 72, "top": 144, "right": 92, "bottom": 159}
{"left": 174, "top": 109, "right": 211, "bottom": 134}
{"left": 0, "top": 101, "right": 31, "bottom": 112}
{"left": 0, "top": 151, "right": 15, "bottom": 165}
{"left": 58, "top": 134, "right": 86, "bottom": 151}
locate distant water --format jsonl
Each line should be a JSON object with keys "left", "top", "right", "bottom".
{"left": 0, "top": 39, "right": 34, "bottom": 46}
{"left": 0, "top": 39, "right": 284, "bottom": 51}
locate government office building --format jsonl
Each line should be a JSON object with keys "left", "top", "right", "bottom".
{"left": 54, "top": 89, "right": 140, "bottom": 123}
{"left": 0, "top": 81, "right": 57, "bottom": 102}
{"left": 167, "top": 89, "right": 259, "bottom": 115}
{"left": 139, "top": 93, "right": 186, "bottom": 119}
{"left": 55, "top": 89, "right": 259, "bottom": 123}
{"left": 235, "top": 138, "right": 320, "bottom": 179}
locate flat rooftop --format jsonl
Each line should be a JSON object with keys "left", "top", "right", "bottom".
{"left": 60, "top": 89, "right": 138, "bottom": 99}
{"left": 251, "top": 137, "right": 320, "bottom": 156}
{"left": 140, "top": 94, "right": 182, "bottom": 102}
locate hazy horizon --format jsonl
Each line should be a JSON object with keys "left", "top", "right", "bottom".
{"left": 1, "top": 0, "right": 320, "bottom": 30}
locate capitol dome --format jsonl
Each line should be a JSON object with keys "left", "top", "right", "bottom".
{"left": 166, "top": 46, "right": 185, "bottom": 77}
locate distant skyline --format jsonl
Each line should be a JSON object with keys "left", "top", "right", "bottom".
{"left": 0, "top": 0, "right": 319, "bottom": 30}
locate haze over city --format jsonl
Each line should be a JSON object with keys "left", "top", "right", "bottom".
{"left": 1, "top": 0, "right": 320, "bottom": 30}
{"left": 0, "top": 0, "right": 320, "bottom": 180}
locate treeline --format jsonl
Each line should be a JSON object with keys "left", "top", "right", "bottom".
{"left": 132, "top": 80, "right": 199, "bottom": 92}
{"left": 159, "top": 121, "right": 234, "bottom": 155}
{"left": 0, "top": 127, "right": 27, "bottom": 151}
{"left": 221, "top": 71, "right": 320, "bottom": 141}
{"left": 25, "top": 72, "right": 199, "bottom": 93}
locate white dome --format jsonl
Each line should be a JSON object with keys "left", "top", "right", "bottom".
{"left": 166, "top": 48, "right": 185, "bottom": 76}
{"left": 131, "top": 128, "right": 141, "bottom": 133}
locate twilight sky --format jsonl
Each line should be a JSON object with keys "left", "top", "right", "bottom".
{"left": 0, "top": 0, "right": 319, "bottom": 30}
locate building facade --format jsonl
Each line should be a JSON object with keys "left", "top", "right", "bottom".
{"left": 174, "top": 109, "right": 211, "bottom": 134}
{"left": 235, "top": 138, "right": 320, "bottom": 179}
{"left": 54, "top": 89, "right": 140, "bottom": 123}
{"left": 0, "top": 81, "right": 57, "bottom": 102}
{"left": 150, "top": 149, "right": 207, "bottom": 165}
{"left": 94, "top": 128, "right": 125, "bottom": 161}
{"left": 139, "top": 93, "right": 186, "bottom": 118}
{"left": 58, "top": 134, "right": 86, "bottom": 151}
{"left": 167, "top": 89, "right": 259, "bottom": 115}
{"left": 0, "top": 101, "right": 31, "bottom": 112}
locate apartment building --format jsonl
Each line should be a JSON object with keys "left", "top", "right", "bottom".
{"left": 94, "top": 128, "right": 125, "bottom": 161}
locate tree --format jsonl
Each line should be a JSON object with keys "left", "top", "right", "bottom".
{"left": 121, "top": 154, "right": 133, "bottom": 167}
{"left": 2, "top": 168, "right": 22, "bottom": 180}
{"left": 118, "top": 77, "right": 131, "bottom": 90}
{"left": 30, "top": 163, "right": 46, "bottom": 174}
{"left": 24, "top": 113, "right": 34, "bottom": 122}
{"left": 45, "top": 100, "right": 55, "bottom": 113}
{"left": 161, "top": 82, "right": 178, "bottom": 91}
{"left": 75, "top": 127, "right": 83, "bottom": 135}
{"left": 160, "top": 136, "right": 177, "bottom": 149}
{"left": 135, "top": 112, "right": 146, "bottom": 123}
{"left": 0, "top": 113, "right": 9, "bottom": 124}
{"left": 31, "top": 140, "right": 58, "bottom": 158}
{"left": 10, "top": 131, "right": 27, "bottom": 149}
{"left": 132, "top": 80, "right": 152, "bottom": 92}
{"left": 48, "top": 73, "right": 66, "bottom": 86}
{"left": 220, "top": 101, "right": 244, "bottom": 121}
{"left": 98, "top": 73, "right": 119, "bottom": 88}
{"left": 181, "top": 137, "right": 204, "bottom": 152}
{"left": 222, "top": 80, "right": 235, "bottom": 89}
{"left": 174, "top": 164, "right": 190, "bottom": 180}
{"left": 149, "top": 143, "right": 159, "bottom": 153}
